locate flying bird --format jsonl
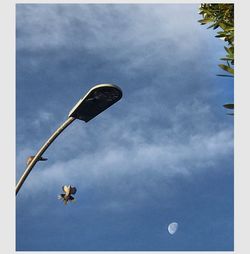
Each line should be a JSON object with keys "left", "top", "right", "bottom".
{"left": 26, "top": 156, "right": 48, "bottom": 166}
{"left": 58, "top": 185, "right": 77, "bottom": 205}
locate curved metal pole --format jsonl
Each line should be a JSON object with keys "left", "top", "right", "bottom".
{"left": 16, "top": 117, "right": 76, "bottom": 195}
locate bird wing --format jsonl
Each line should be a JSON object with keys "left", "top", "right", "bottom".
{"left": 58, "top": 194, "right": 65, "bottom": 199}
{"left": 70, "top": 187, "right": 77, "bottom": 194}
{"left": 63, "top": 185, "right": 69, "bottom": 193}
{"left": 68, "top": 195, "right": 75, "bottom": 200}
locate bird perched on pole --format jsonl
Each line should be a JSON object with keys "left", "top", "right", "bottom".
{"left": 58, "top": 185, "right": 77, "bottom": 205}
{"left": 26, "top": 156, "right": 48, "bottom": 166}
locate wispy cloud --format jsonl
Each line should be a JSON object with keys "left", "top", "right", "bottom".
{"left": 32, "top": 111, "right": 54, "bottom": 127}
{"left": 17, "top": 5, "right": 201, "bottom": 50}
{"left": 16, "top": 3, "right": 233, "bottom": 207}
{"left": 16, "top": 4, "right": 219, "bottom": 74}
{"left": 16, "top": 4, "right": 233, "bottom": 250}
{"left": 18, "top": 98, "right": 233, "bottom": 205}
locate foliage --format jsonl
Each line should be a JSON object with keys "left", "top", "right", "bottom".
{"left": 198, "top": 4, "right": 234, "bottom": 115}
{"left": 198, "top": 4, "right": 234, "bottom": 75}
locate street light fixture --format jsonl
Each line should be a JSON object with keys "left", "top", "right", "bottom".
{"left": 69, "top": 84, "right": 122, "bottom": 122}
{"left": 16, "top": 84, "right": 122, "bottom": 195}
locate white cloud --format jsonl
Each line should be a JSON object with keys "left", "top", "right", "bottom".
{"left": 18, "top": 98, "right": 233, "bottom": 205}
{"left": 16, "top": 4, "right": 233, "bottom": 210}
{"left": 16, "top": 4, "right": 216, "bottom": 71}
{"left": 32, "top": 111, "right": 54, "bottom": 127}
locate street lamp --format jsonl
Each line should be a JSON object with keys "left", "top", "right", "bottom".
{"left": 16, "top": 84, "right": 122, "bottom": 195}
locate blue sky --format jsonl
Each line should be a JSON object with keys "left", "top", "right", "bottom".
{"left": 16, "top": 4, "right": 234, "bottom": 251}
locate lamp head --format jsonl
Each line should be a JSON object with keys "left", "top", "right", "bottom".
{"left": 68, "top": 84, "right": 122, "bottom": 122}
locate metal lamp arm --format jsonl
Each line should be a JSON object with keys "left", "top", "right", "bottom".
{"left": 16, "top": 117, "right": 75, "bottom": 195}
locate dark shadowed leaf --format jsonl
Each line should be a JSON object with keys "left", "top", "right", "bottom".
{"left": 215, "top": 34, "right": 226, "bottom": 38}
{"left": 220, "top": 57, "right": 234, "bottom": 61}
{"left": 216, "top": 74, "right": 234, "bottom": 78}
{"left": 223, "top": 103, "right": 234, "bottom": 109}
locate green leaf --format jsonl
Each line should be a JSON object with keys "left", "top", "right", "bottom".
{"left": 228, "top": 46, "right": 234, "bottom": 54}
{"left": 224, "top": 46, "right": 230, "bottom": 53}
{"left": 198, "top": 18, "right": 212, "bottom": 23}
{"left": 218, "top": 64, "right": 234, "bottom": 74}
{"left": 219, "top": 23, "right": 227, "bottom": 30}
{"left": 226, "top": 51, "right": 234, "bottom": 59}
{"left": 224, "top": 27, "right": 234, "bottom": 32}
{"left": 216, "top": 30, "right": 227, "bottom": 35}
